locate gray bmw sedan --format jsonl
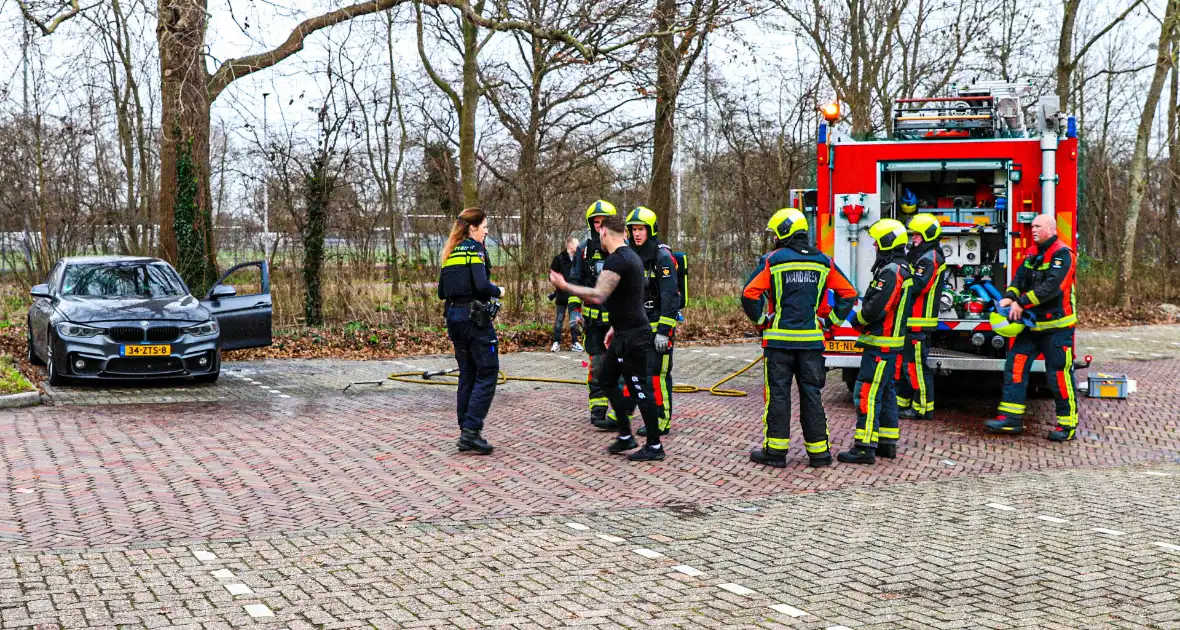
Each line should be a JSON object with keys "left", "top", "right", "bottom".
{"left": 27, "top": 256, "right": 272, "bottom": 385}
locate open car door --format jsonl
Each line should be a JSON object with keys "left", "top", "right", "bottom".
{"left": 200, "top": 261, "right": 273, "bottom": 350}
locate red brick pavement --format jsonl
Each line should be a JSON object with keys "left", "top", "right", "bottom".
{"left": 0, "top": 358, "right": 1176, "bottom": 552}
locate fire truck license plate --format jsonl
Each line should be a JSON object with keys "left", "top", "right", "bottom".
{"left": 825, "top": 340, "right": 861, "bottom": 353}
{"left": 122, "top": 345, "right": 170, "bottom": 357}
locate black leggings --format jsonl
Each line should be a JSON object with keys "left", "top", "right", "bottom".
{"left": 600, "top": 327, "right": 663, "bottom": 445}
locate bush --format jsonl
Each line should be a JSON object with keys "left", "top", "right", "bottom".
{"left": 0, "top": 357, "right": 33, "bottom": 395}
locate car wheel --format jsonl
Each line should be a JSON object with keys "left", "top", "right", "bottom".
{"left": 46, "top": 330, "right": 69, "bottom": 387}
{"left": 193, "top": 371, "right": 219, "bottom": 384}
{"left": 26, "top": 322, "right": 44, "bottom": 366}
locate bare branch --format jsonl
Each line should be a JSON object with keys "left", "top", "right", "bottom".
{"left": 16, "top": 0, "right": 85, "bottom": 36}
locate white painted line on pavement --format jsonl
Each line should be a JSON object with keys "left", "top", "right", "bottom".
{"left": 280, "top": 395, "right": 291, "bottom": 399}
{"left": 268, "top": 390, "right": 282, "bottom": 394}
{"left": 1151, "top": 353, "right": 1164, "bottom": 357}
{"left": 672, "top": 565, "right": 704, "bottom": 577}
{"left": 1142, "top": 472, "right": 1171, "bottom": 477}
{"left": 692, "top": 350, "right": 703, "bottom": 353}
{"left": 633, "top": 548, "right": 663, "bottom": 559}
{"left": 210, "top": 569, "right": 235, "bottom": 579}
{"left": 191, "top": 550, "right": 217, "bottom": 562}
{"left": 13, "top": 488, "right": 33, "bottom": 494}
{"left": 1036, "top": 515, "right": 1068, "bottom": 524}
{"left": 769, "top": 604, "right": 809, "bottom": 617}
{"left": 941, "top": 460, "right": 956, "bottom": 466}
{"left": 595, "top": 534, "right": 625, "bottom": 543}
{"left": 986, "top": 503, "right": 1016, "bottom": 511}
{"left": 1154, "top": 542, "right": 1180, "bottom": 552}
{"left": 827, "top": 626, "right": 854, "bottom": 630}
{"left": 718, "top": 583, "right": 756, "bottom": 596}
{"left": 1126, "top": 351, "right": 1141, "bottom": 355}
{"left": 564, "top": 522, "right": 590, "bottom": 531}
{"left": 243, "top": 604, "right": 274, "bottom": 618}
{"left": 726, "top": 356, "right": 737, "bottom": 359}
{"left": 743, "top": 358, "right": 755, "bottom": 362}
{"left": 225, "top": 583, "right": 254, "bottom": 596}
{"left": 1092, "top": 528, "right": 1126, "bottom": 536}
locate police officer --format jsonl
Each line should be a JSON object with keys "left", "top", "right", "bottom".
{"left": 839, "top": 218, "right": 913, "bottom": 465}
{"left": 608, "top": 207, "right": 680, "bottom": 436}
{"left": 742, "top": 208, "right": 858, "bottom": 468}
{"left": 985, "top": 214, "right": 1079, "bottom": 442}
{"left": 569, "top": 200, "right": 618, "bottom": 430}
{"left": 897, "top": 213, "right": 947, "bottom": 420}
{"left": 437, "top": 207, "right": 502, "bottom": 455}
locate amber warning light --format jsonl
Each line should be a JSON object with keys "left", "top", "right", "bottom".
{"left": 821, "top": 102, "right": 841, "bottom": 122}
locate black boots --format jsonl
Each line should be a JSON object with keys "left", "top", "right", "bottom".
{"left": 591, "top": 408, "right": 618, "bottom": 431}
{"left": 808, "top": 452, "right": 833, "bottom": 468}
{"left": 749, "top": 448, "right": 787, "bottom": 468}
{"left": 1047, "top": 425, "right": 1076, "bottom": 442}
{"left": 898, "top": 408, "right": 922, "bottom": 420}
{"left": 608, "top": 436, "right": 639, "bottom": 453}
{"left": 457, "top": 428, "right": 493, "bottom": 454}
{"left": 876, "top": 444, "right": 897, "bottom": 459}
{"left": 837, "top": 447, "right": 876, "bottom": 464}
{"left": 985, "top": 418, "right": 1024, "bottom": 434}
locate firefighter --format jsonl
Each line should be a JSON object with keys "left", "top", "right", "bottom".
{"left": 897, "top": 213, "right": 947, "bottom": 420}
{"left": 437, "top": 207, "right": 503, "bottom": 455}
{"left": 608, "top": 207, "right": 680, "bottom": 436}
{"left": 569, "top": 200, "right": 618, "bottom": 429}
{"left": 839, "top": 218, "right": 913, "bottom": 465}
{"left": 742, "top": 208, "right": 858, "bottom": 468}
{"left": 985, "top": 214, "right": 1079, "bottom": 442}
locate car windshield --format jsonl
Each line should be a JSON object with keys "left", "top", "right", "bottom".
{"left": 62, "top": 263, "right": 188, "bottom": 298}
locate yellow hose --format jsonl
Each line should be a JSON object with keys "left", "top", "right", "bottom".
{"left": 387, "top": 355, "right": 764, "bottom": 398}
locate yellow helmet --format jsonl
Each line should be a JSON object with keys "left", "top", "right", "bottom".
{"left": 584, "top": 200, "right": 618, "bottom": 231}
{"left": 989, "top": 311, "right": 1026, "bottom": 338}
{"left": 625, "top": 206, "right": 659, "bottom": 238}
{"left": 907, "top": 213, "right": 942, "bottom": 242}
{"left": 766, "top": 208, "right": 809, "bottom": 240}
{"left": 868, "top": 218, "right": 908, "bottom": 251}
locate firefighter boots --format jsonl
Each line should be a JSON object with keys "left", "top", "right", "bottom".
{"left": 837, "top": 447, "right": 876, "bottom": 465}
{"left": 457, "top": 428, "right": 493, "bottom": 455}
{"left": 749, "top": 448, "right": 787, "bottom": 468}
{"left": 898, "top": 407, "right": 922, "bottom": 420}
{"left": 808, "top": 452, "right": 833, "bottom": 468}
{"left": 590, "top": 408, "right": 617, "bottom": 431}
{"left": 876, "top": 444, "right": 897, "bottom": 459}
{"left": 1047, "top": 426, "right": 1076, "bottom": 442}
{"left": 985, "top": 417, "right": 1024, "bottom": 434}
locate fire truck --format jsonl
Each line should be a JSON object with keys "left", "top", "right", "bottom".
{"left": 800, "top": 82, "right": 1091, "bottom": 389}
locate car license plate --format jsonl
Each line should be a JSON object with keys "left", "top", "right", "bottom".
{"left": 825, "top": 340, "right": 862, "bottom": 353}
{"left": 122, "top": 345, "right": 170, "bottom": 357}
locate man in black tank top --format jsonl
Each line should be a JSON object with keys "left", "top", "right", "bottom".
{"left": 550, "top": 214, "right": 667, "bottom": 461}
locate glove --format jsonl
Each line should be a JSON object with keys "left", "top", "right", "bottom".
{"left": 654, "top": 333, "right": 670, "bottom": 353}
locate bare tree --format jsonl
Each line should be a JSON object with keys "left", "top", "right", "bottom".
{"left": 1117, "top": 0, "right": 1180, "bottom": 308}
{"left": 1055, "top": 0, "right": 1145, "bottom": 111}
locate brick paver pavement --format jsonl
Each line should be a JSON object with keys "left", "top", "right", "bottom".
{"left": 0, "top": 464, "right": 1176, "bottom": 629}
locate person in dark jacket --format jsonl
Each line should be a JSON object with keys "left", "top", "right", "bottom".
{"left": 741, "top": 208, "right": 858, "bottom": 468}
{"left": 986, "top": 214, "right": 1079, "bottom": 442}
{"left": 897, "top": 213, "right": 947, "bottom": 420}
{"left": 437, "top": 207, "right": 503, "bottom": 455}
{"left": 568, "top": 200, "right": 618, "bottom": 428}
{"left": 549, "top": 236, "right": 580, "bottom": 352}
{"left": 839, "top": 218, "right": 913, "bottom": 465}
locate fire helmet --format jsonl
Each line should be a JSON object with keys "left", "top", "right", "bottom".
{"left": 766, "top": 208, "right": 809, "bottom": 240}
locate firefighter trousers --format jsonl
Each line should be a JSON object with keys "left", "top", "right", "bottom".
{"left": 997, "top": 328, "right": 1078, "bottom": 435}
{"left": 584, "top": 322, "right": 611, "bottom": 414}
{"left": 612, "top": 332, "right": 674, "bottom": 431}
{"left": 896, "top": 333, "right": 934, "bottom": 416}
{"left": 761, "top": 347, "right": 830, "bottom": 456}
{"left": 853, "top": 346, "right": 899, "bottom": 449}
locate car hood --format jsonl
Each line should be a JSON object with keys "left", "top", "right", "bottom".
{"left": 56, "top": 294, "right": 210, "bottom": 324}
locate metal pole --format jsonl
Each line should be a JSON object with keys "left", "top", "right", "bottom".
{"left": 262, "top": 92, "right": 271, "bottom": 259}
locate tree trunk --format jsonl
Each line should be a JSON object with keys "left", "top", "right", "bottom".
{"left": 303, "top": 156, "right": 331, "bottom": 327}
{"left": 459, "top": 13, "right": 480, "bottom": 208}
{"left": 649, "top": 0, "right": 678, "bottom": 238}
{"left": 1117, "top": 0, "right": 1178, "bottom": 308}
{"left": 157, "top": 0, "right": 218, "bottom": 294}
{"left": 1055, "top": 0, "right": 1080, "bottom": 111}
{"left": 1167, "top": 53, "right": 1180, "bottom": 282}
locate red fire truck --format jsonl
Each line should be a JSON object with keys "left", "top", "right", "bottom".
{"left": 803, "top": 82, "right": 1090, "bottom": 388}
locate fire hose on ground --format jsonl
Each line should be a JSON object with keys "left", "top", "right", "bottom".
{"left": 377, "top": 355, "right": 764, "bottom": 398}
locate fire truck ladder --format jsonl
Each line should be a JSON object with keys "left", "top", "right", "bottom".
{"left": 892, "top": 95, "right": 997, "bottom": 140}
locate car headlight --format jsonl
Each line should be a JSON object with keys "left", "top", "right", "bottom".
{"left": 184, "top": 321, "right": 219, "bottom": 337}
{"left": 56, "top": 322, "right": 103, "bottom": 338}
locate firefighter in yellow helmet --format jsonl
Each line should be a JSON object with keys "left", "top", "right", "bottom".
{"left": 568, "top": 200, "right": 619, "bottom": 429}
{"left": 742, "top": 208, "right": 857, "bottom": 468}
{"left": 897, "top": 213, "right": 947, "bottom": 420}
{"left": 839, "top": 218, "right": 913, "bottom": 465}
